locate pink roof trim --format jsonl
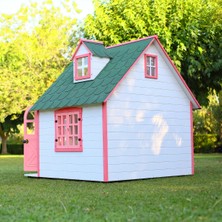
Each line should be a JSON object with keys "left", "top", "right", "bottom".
{"left": 70, "top": 35, "right": 200, "bottom": 109}
{"left": 104, "top": 38, "right": 156, "bottom": 102}
{"left": 105, "top": 36, "right": 200, "bottom": 109}
{"left": 154, "top": 38, "right": 201, "bottom": 109}
{"left": 71, "top": 39, "right": 102, "bottom": 60}
{"left": 106, "top": 35, "right": 158, "bottom": 49}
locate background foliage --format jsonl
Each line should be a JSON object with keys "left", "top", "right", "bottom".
{"left": 84, "top": 0, "right": 222, "bottom": 104}
{"left": 194, "top": 91, "right": 222, "bottom": 152}
{"left": 0, "top": 0, "right": 79, "bottom": 153}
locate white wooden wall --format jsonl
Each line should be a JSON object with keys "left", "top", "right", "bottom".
{"left": 107, "top": 44, "right": 192, "bottom": 181}
{"left": 74, "top": 44, "right": 109, "bottom": 83}
{"left": 39, "top": 105, "right": 104, "bottom": 181}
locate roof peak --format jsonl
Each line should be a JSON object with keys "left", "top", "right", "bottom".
{"left": 80, "top": 38, "right": 104, "bottom": 45}
{"left": 106, "top": 35, "right": 158, "bottom": 49}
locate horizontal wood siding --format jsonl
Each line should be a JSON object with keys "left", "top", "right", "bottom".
{"left": 107, "top": 44, "right": 192, "bottom": 181}
{"left": 39, "top": 105, "right": 103, "bottom": 181}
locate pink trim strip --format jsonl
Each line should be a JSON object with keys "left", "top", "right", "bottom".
{"left": 154, "top": 38, "right": 201, "bottom": 109}
{"left": 71, "top": 39, "right": 103, "bottom": 60}
{"left": 102, "top": 102, "right": 108, "bottom": 182}
{"left": 190, "top": 102, "right": 194, "bottom": 175}
{"left": 36, "top": 111, "right": 40, "bottom": 177}
{"left": 71, "top": 41, "right": 83, "bottom": 60}
{"left": 104, "top": 38, "right": 155, "bottom": 102}
{"left": 106, "top": 35, "right": 158, "bottom": 49}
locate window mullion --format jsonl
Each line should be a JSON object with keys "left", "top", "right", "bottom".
{"left": 65, "top": 114, "right": 69, "bottom": 147}
{"left": 150, "top": 57, "right": 153, "bottom": 75}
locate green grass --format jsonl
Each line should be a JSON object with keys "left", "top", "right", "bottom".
{"left": 0, "top": 154, "right": 222, "bottom": 222}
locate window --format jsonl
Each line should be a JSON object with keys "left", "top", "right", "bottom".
{"left": 144, "top": 54, "right": 158, "bottom": 79}
{"left": 74, "top": 53, "right": 91, "bottom": 80}
{"left": 55, "top": 108, "right": 82, "bottom": 152}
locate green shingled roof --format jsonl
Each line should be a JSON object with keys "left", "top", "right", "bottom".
{"left": 84, "top": 41, "right": 112, "bottom": 58}
{"left": 31, "top": 38, "right": 153, "bottom": 111}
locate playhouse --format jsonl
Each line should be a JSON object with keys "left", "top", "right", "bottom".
{"left": 23, "top": 36, "right": 200, "bottom": 182}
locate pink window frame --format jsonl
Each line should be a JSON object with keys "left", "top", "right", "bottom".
{"left": 144, "top": 54, "right": 158, "bottom": 79}
{"left": 74, "top": 53, "right": 91, "bottom": 80}
{"left": 55, "top": 107, "right": 83, "bottom": 152}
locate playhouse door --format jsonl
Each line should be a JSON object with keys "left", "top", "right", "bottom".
{"left": 23, "top": 107, "right": 39, "bottom": 171}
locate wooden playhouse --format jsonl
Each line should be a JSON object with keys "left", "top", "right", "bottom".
{"left": 23, "top": 36, "right": 200, "bottom": 182}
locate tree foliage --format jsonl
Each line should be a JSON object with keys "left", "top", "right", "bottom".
{"left": 84, "top": 0, "right": 222, "bottom": 104}
{"left": 0, "top": 114, "right": 23, "bottom": 154}
{"left": 195, "top": 91, "right": 222, "bottom": 137}
{"left": 194, "top": 91, "right": 222, "bottom": 150}
{"left": 0, "top": 0, "right": 79, "bottom": 153}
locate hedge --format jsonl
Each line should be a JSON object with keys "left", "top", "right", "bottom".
{"left": 194, "top": 134, "right": 218, "bottom": 153}
{"left": 0, "top": 144, "right": 23, "bottom": 154}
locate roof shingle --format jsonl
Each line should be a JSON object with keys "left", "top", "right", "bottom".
{"left": 31, "top": 37, "right": 153, "bottom": 111}
{"left": 84, "top": 41, "right": 112, "bottom": 58}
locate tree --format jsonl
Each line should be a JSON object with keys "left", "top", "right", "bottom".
{"left": 210, "top": 91, "right": 222, "bottom": 142}
{"left": 84, "top": 0, "right": 222, "bottom": 104}
{"left": 0, "top": 114, "right": 23, "bottom": 154}
{"left": 0, "top": 0, "right": 79, "bottom": 153}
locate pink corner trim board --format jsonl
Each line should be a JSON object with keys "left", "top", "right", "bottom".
{"left": 102, "top": 102, "right": 109, "bottom": 182}
{"left": 190, "top": 102, "right": 194, "bottom": 175}
{"left": 36, "top": 111, "right": 40, "bottom": 177}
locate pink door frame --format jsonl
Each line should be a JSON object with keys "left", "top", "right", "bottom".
{"left": 24, "top": 106, "right": 39, "bottom": 175}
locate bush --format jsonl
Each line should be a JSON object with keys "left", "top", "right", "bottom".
{"left": 194, "top": 134, "right": 218, "bottom": 153}
{"left": 0, "top": 144, "right": 23, "bottom": 154}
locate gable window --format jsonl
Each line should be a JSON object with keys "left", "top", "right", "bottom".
{"left": 55, "top": 108, "right": 82, "bottom": 152}
{"left": 144, "top": 54, "right": 158, "bottom": 79}
{"left": 74, "top": 53, "right": 91, "bottom": 80}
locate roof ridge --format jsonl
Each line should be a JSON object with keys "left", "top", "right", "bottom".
{"left": 80, "top": 38, "right": 104, "bottom": 45}
{"left": 83, "top": 40, "right": 112, "bottom": 58}
{"left": 106, "top": 35, "right": 158, "bottom": 49}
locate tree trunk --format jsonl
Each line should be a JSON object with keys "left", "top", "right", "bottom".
{"left": 1, "top": 136, "right": 8, "bottom": 154}
{"left": 0, "top": 123, "right": 9, "bottom": 154}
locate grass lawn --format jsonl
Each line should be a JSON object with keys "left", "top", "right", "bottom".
{"left": 0, "top": 154, "right": 222, "bottom": 222}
